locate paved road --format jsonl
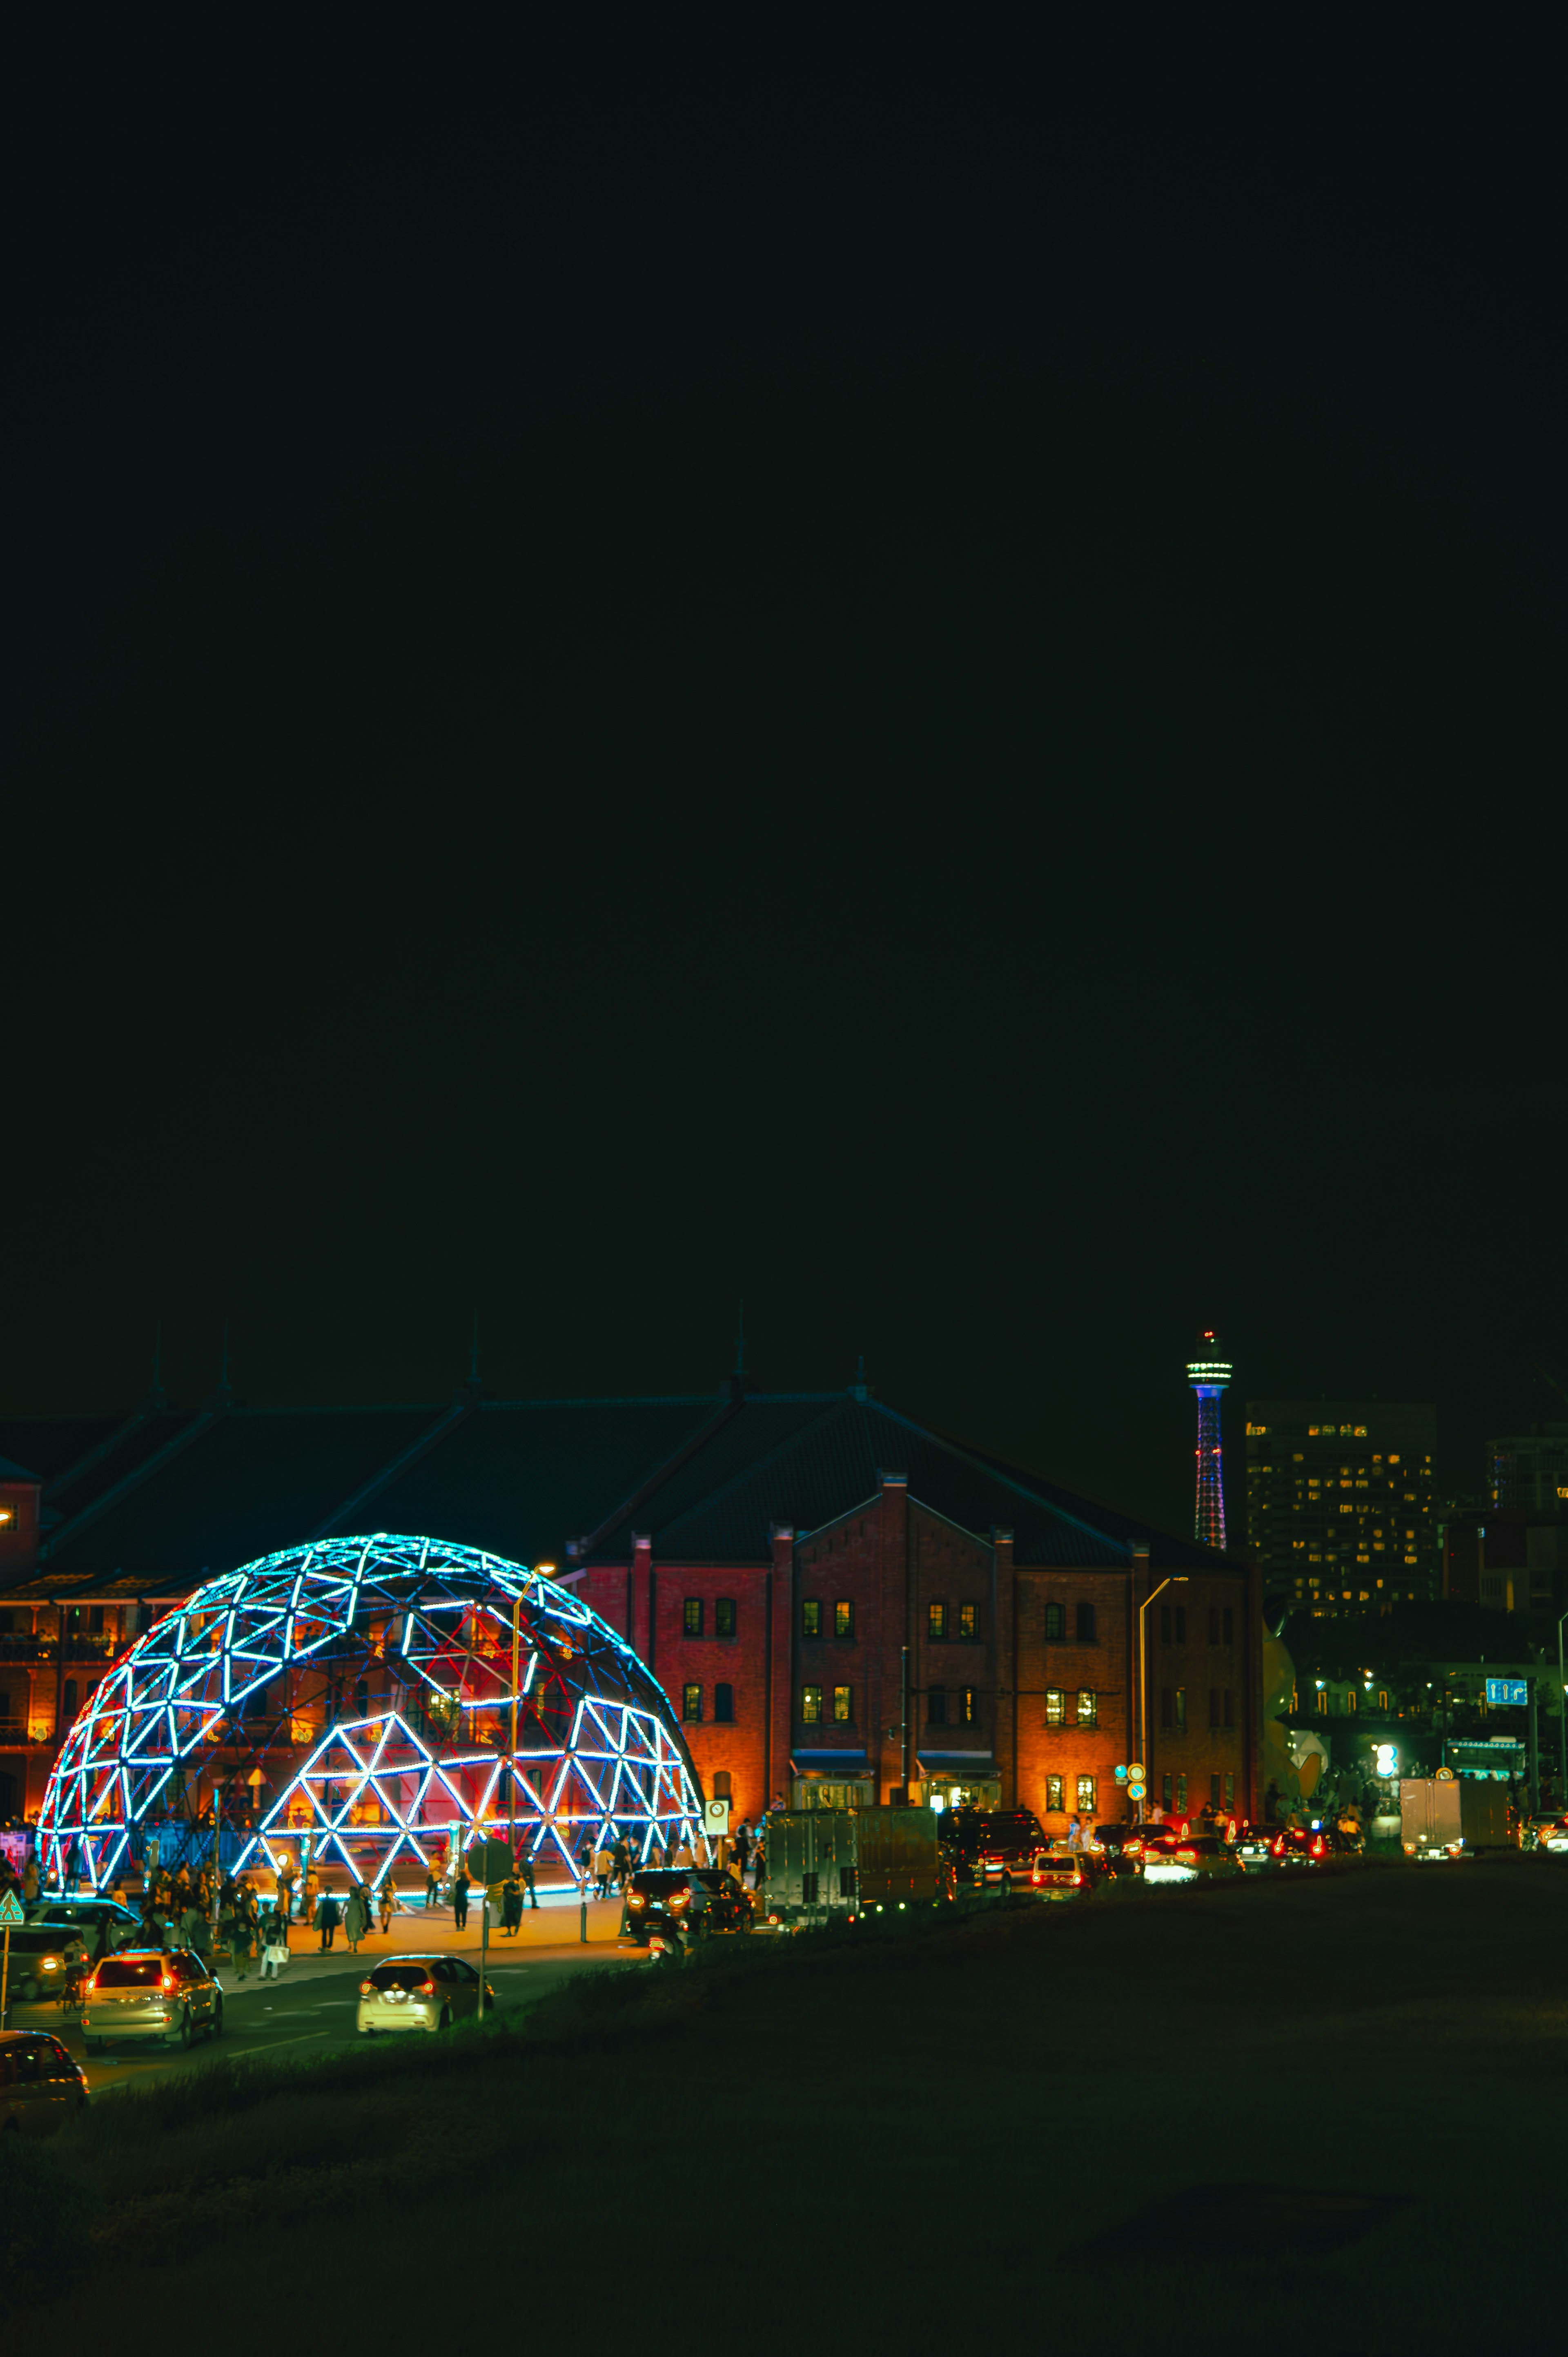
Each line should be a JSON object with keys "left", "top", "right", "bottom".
{"left": 7, "top": 1900, "right": 646, "bottom": 2097}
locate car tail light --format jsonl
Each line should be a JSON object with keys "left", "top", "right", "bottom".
{"left": 1270, "top": 1837, "right": 1284, "bottom": 1856}
{"left": 1176, "top": 1848, "right": 1198, "bottom": 1864}
{"left": 628, "top": 1893, "right": 645, "bottom": 1909}
{"left": 360, "top": 1980, "right": 375, "bottom": 1995}
{"left": 1310, "top": 1836, "right": 1325, "bottom": 1856}
{"left": 1071, "top": 1871, "right": 1082, "bottom": 1886}
{"left": 415, "top": 1979, "right": 436, "bottom": 1996}
{"left": 162, "top": 1974, "right": 176, "bottom": 1991}
{"left": 669, "top": 1893, "right": 688, "bottom": 1910}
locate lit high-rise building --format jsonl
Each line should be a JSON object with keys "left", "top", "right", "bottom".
{"left": 1187, "top": 1333, "right": 1232, "bottom": 1550}
{"left": 1245, "top": 1399, "right": 1437, "bottom": 1613}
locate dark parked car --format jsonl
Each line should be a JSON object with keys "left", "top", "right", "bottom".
{"left": 939, "top": 1810, "right": 1045, "bottom": 1891}
{"left": 1118, "top": 1825, "right": 1179, "bottom": 1868}
{"left": 623, "top": 1867, "right": 754, "bottom": 1951}
{"left": 0, "top": 2030, "right": 89, "bottom": 2133}
{"left": 1269, "top": 1826, "right": 1330, "bottom": 1869}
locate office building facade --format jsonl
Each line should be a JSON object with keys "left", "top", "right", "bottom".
{"left": 1245, "top": 1399, "right": 1437, "bottom": 1614}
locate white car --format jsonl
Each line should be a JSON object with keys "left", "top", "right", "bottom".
{"left": 357, "top": 1953, "right": 492, "bottom": 2034}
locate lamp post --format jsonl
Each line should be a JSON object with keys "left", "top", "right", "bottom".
{"left": 1556, "top": 1608, "right": 1568, "bottom": 1806}
{"left": 1137, "top": 1575, "right": 1188, "bottom": 1823}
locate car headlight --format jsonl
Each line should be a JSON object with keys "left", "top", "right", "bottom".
{"left": 43, "top": 1958, "right": 60, "bottom": 1971}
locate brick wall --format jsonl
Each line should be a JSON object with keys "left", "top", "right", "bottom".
{"left": 581, "top": 1498, "right": 1260, "bottom": 1833}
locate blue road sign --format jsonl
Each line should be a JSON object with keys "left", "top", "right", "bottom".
{"left": 1485, "top": 1677, "right": 1529, "bottom": 1707}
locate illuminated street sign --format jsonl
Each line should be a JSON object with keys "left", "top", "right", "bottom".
{"left": 1485, "top": 1677, "right": 1529, "bottom": 1707}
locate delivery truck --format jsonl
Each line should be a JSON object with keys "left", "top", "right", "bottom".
{"left": 1399, "top": 1773, "right": 1514, "bottom": 1858}
{"left": 763, "top": 1807, "right": 943, "bottom": 1927}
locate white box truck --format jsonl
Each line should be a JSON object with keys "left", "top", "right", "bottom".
{"left": 1399, "top": 1774, "right": 1513, "bottom": 1859}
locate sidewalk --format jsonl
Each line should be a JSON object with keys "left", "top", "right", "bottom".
{"left": 216, "top": 1891, "right": 633, "bottom": 2003}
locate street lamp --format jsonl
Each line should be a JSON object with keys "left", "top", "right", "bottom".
{"left": 1137, "top": 1576, "right": 1188, "bottom": 1822}
{"left": 1555, "top": 1607, "right": 1568, "bottom": 1804}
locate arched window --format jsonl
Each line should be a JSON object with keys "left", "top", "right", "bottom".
{"left": 1045, "top": 1602, "right": 1064, "bottom": 1640}
{"left": 713, "top": 1770, "right": 732, "bottom": 1798}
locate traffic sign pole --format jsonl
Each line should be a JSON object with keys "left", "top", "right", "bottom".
{"left": 0, "top": 1883, "right": 24, "bottom": 2025}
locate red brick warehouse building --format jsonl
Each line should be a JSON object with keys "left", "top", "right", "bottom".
{"left": 0, "top": 1375, "right": 1260, "bottom": 1837}
{"left": 570, "top": 1383, "right": 1261, "bottom": 1834}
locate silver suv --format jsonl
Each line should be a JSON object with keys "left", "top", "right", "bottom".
{"left": 82, "top": 1947, "right": 224, "bottom": 2052}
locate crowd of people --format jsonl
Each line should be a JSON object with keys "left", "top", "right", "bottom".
{"left": 0, "top": 1811, "right": 773, "bottom": 1975}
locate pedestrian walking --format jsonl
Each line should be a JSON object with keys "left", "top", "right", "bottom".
{"left": 611, "top": 1835, "right": 631, "bottom": 1891}
{"left": 592, "top": 1842, "right": 613, "bottom": 1899}
{"left": 732, "top": 1822, "right": 751, "bottom": 1880}
{"left": 519, "top": 1853, "right": 538, "bottom": 1910}
{"left": 316, "top": 1891, "right": 341, "bottom": 1951}
{"left": 278, "top": 1857, "right": 296, "bottom": 1922}
{"left": 344, "top": 1884, "right": 370, "bottom": 1954}
{"left": 425, "top": 1862, "right": 441, "bottom": 1911}
{"left": 22, "top": 1853, "right": 40, "bottom": 1904}
{"left": 672, "top": 1835, "right": 694, "bottom": 1869}
{"left": 260, "top": 1906, "right": 290, "bottom": 1979}
{"left": 1066, "top": 1814, "right": 1083, "bottom": 1853}
{"left": 180, "top": 1901, "right": 207, "bottom": 1954}
{"left": 232, "top": 1887, "right": 257, "bottom": 1979}
{"left": 751, "top": 1834, "right": 765, "bottom": 1891}
{"left": 452, "top": 1866, "right": 470, "bottom": 1932}
{"left": 501, "top": 1872, "right": 523, "bottom": 1935}
{"left": 378, "top": 1875, "right": 399, "bottom": 1936}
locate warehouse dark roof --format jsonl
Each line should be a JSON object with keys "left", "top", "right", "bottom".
{"left": 586, "top": 1394, "right": 1230, "bottom": 1570}
{"left": 1, "top": 1380, "right": 1235, "bottom": 1597}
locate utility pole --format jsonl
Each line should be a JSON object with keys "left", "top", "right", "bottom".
{"left": 508, "top": 1592, "right": 520, "bottom": 1858}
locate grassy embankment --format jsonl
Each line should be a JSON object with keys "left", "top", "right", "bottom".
{"left": 7, "top": 1859, "right": 1567, "bottom": 2350}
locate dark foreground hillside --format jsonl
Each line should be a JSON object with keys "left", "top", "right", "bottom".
{"left": 9, "top": 1861, "right": 1565, "bottom": 2349}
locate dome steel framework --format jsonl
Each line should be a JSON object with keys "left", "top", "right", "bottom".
{"left": 37, "top": 1534, "right": 704, "bottom": 1891}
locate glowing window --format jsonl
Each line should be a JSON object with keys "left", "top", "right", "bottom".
{"left": 834, "top": 1601, "right": 855, "bottom": 1641}
{"left": 802, "top": 1601, "right": 822, "bottom": 1639}
{"left": 682, "top": 1684, "right": 702, "bottom": 1723}
{"left": 1076, "top": 1775, "right": 1096, "bottom": 1813}
{"left": 683, "top": 1599, "right": 703, "bottom": 1638}
{"left": 928, "top": 1602, "right": 948, "bottom": 1641}
{"left": 960, "top": 1688, "right": 977, "bottom": 1726}
{"left": 1045, "top": 1775, "right": 1065, "bottom": 1812}
{"left": 960, "top": 1603, "right": 980, "bottom": 1641}
{"left": 800, "top": 1686, "right": 823, "bottom": 1725}
{"left": 1076, "top": 1688, "right": 1096, "bottom": 1728}
{"left": 1045, "top": 1687, "right": 1065, "bottom": 1727}
{"left": 832, "top": 1685, "right": 853, "bottom": 1724}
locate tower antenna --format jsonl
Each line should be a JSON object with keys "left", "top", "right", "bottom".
{"left": 1187, "top": 1330, "right": 1232, "bottom": 1549}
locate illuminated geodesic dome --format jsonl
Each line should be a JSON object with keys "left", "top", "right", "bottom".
{"left": 37, "top": 1534, "right": 704, "bottom": 1891}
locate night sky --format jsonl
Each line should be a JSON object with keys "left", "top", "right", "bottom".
{"left": 5, "top": 27, "right": 1563, "bottom": 1532}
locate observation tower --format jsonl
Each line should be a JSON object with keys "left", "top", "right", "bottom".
{"left": 1186, "top": 1331, "right": 1232, "bottom": 1549}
